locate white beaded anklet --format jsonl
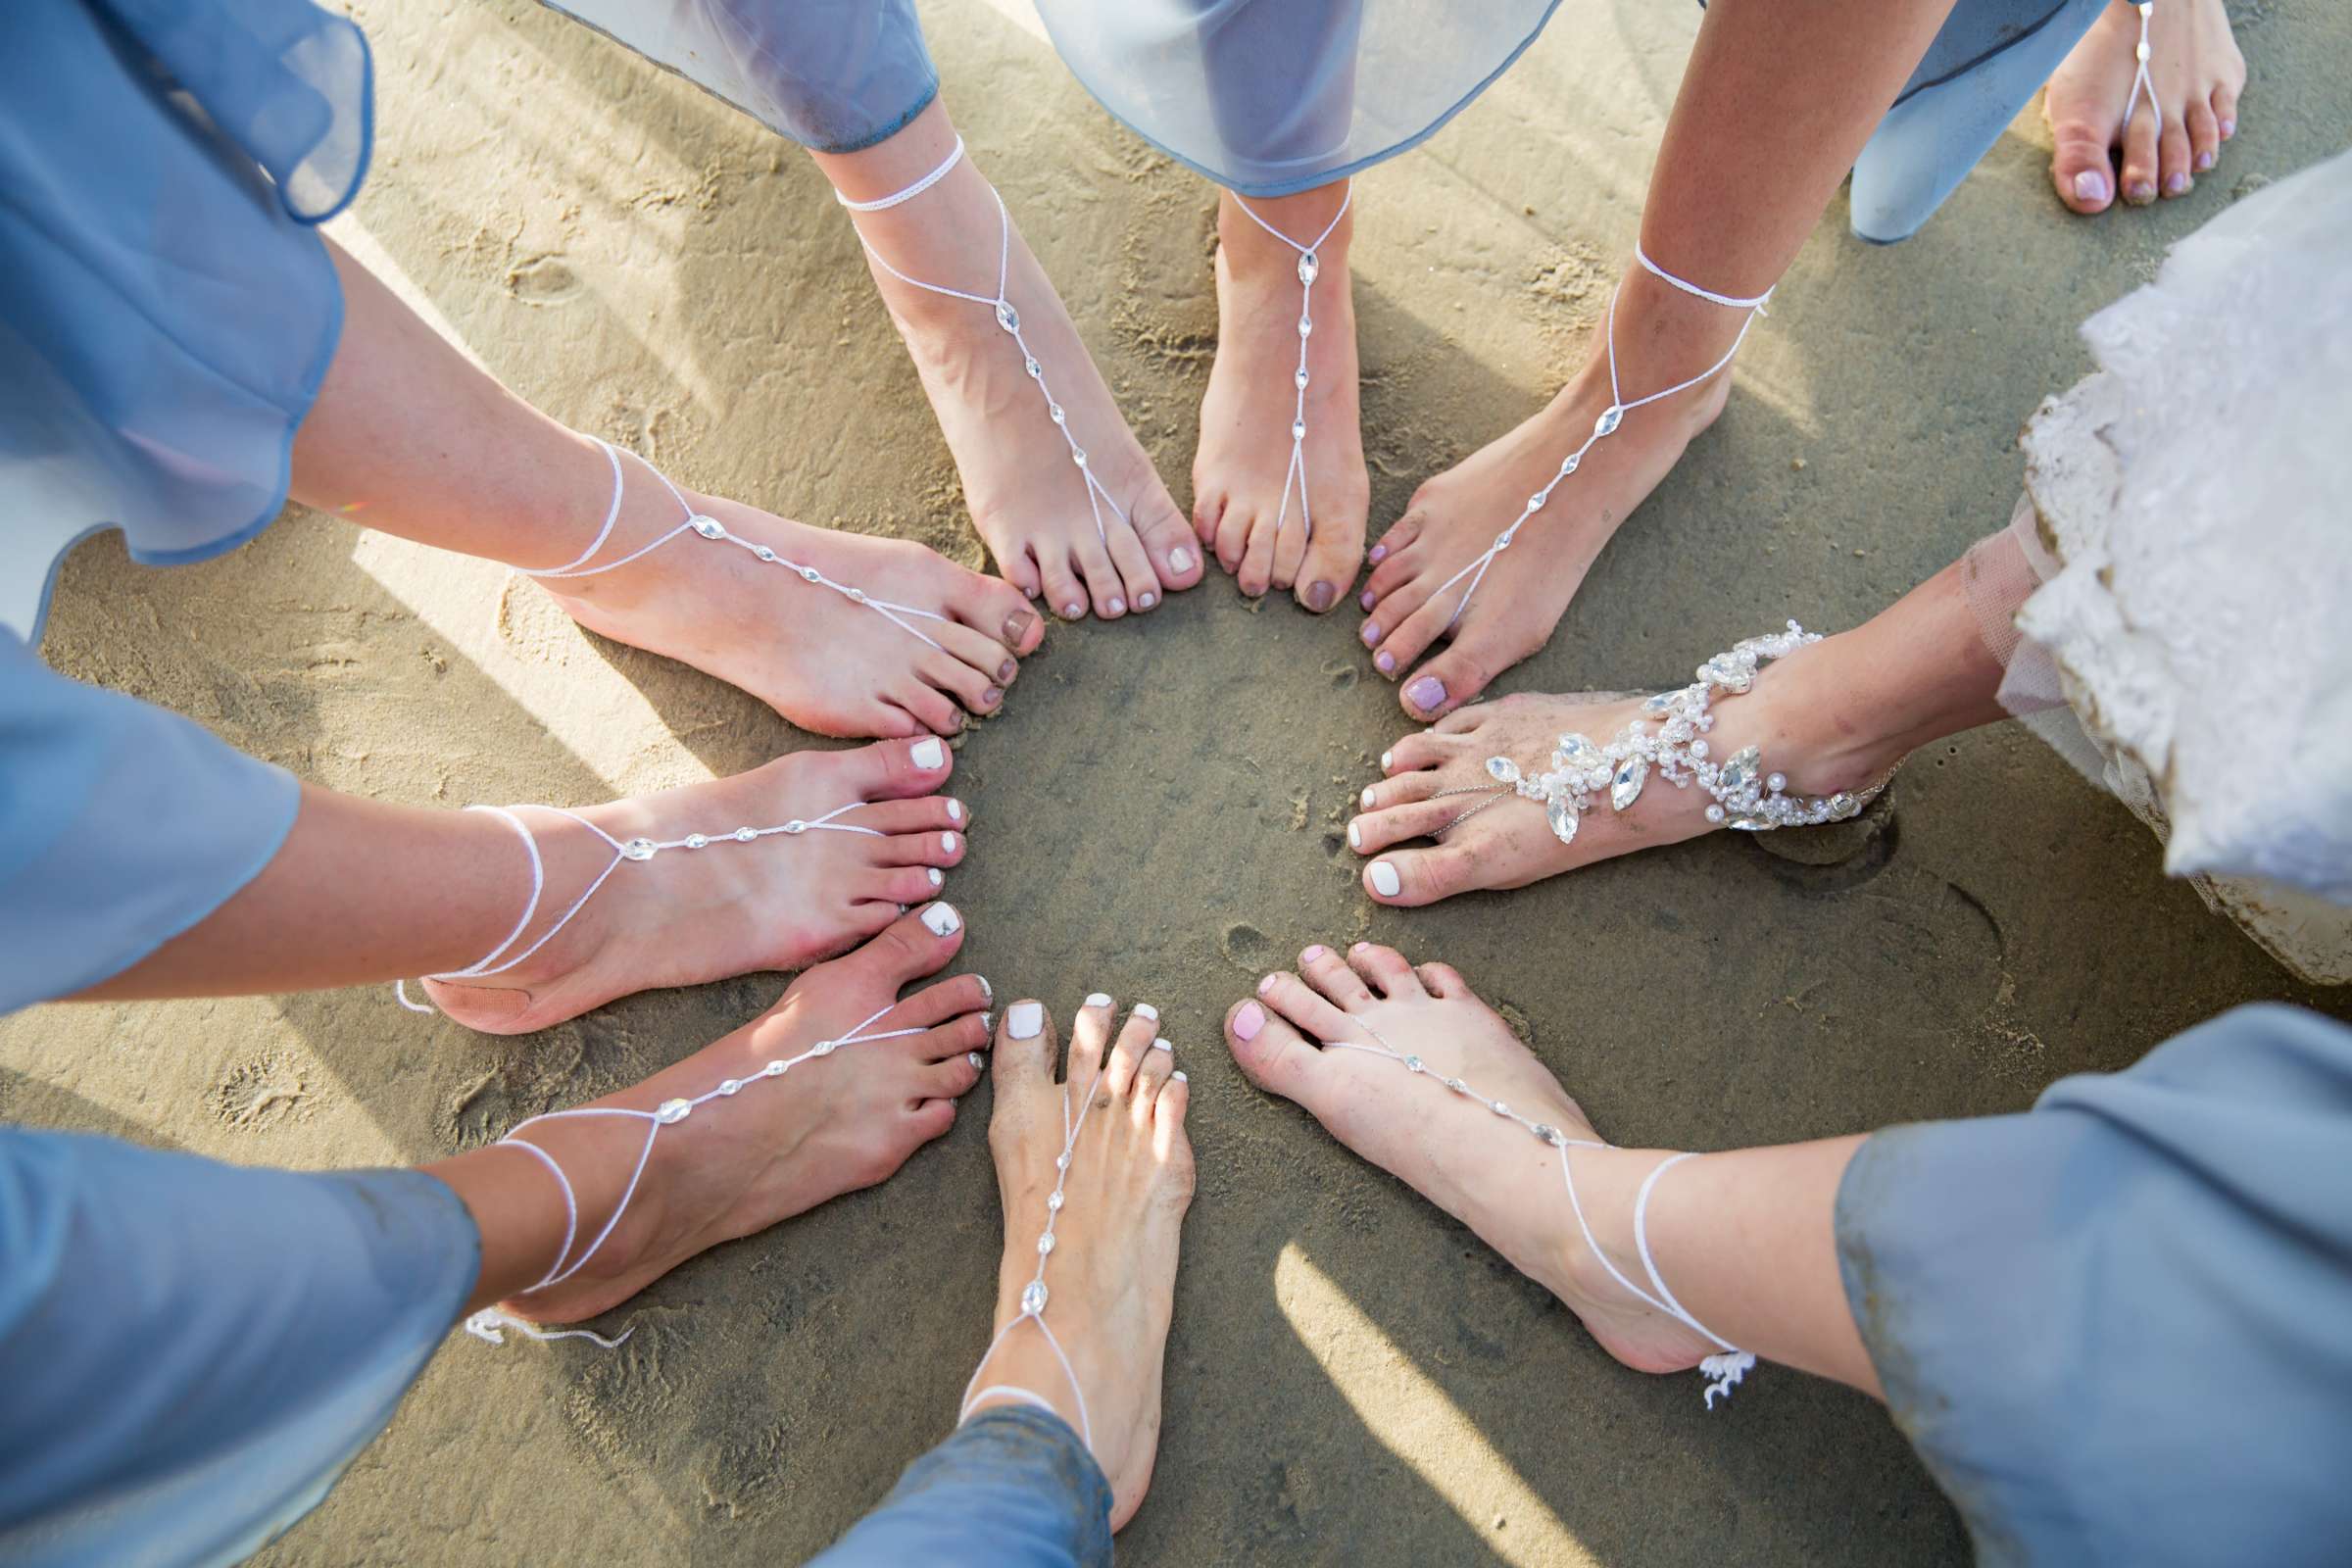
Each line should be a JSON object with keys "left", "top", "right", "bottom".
{"left": 463, "top": 1001, "right": 929, "bottom": 1349}
{"left": 396, "top": 800, "right": 884, "bottom": 1015}
{"left": 955, "top": 1052, "right": 1109, "bottom": 1451}
{"left": 839, "top": 136, "right": 1132, "bottom": 554}
{"left": 1326, "top": 1022, "right": 1755, "bottom": 1407}
{"left": 1433, "top": 622, "right": 1887, "bottom": 846}
{"left": 1431, "top": 248, "right": 1770, "bottom": 628}
{"left": 1231, "top": 186, "right": 1352, "bottom": 547}
{"left": 2122, "top": 1, "right": 2160, "bottom": 136}
{"left": 522, "top": 437, "right": 950, "bottom": 653}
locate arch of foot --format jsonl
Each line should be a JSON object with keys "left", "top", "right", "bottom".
{"left": 1232, "top": 186, "right": 1353, "bottom": 548}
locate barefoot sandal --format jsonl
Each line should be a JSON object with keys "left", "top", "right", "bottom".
{"left": 1430, "top": 249, "right": 1771, "bottom": 627}
{"left": 955, "top": 1055, "right": 1109, "bottom": 1452}
{"left": 840, "top": 136, "right": 1132, "bottom": 552}
{"left": 1231, "top": 186, "right": 1352, "bottom": 544}
{"left": 395, "top": 800, "right": 887, "bottom": 1015}
{"left": 1326, "top": 1022, "right": 1756, "bottom": 1407}
{"left": 462, "top": 1001, "right": 930, "bottom": 1348}
{"left": 1433, "top": 622, "right": 1886, "bottom": 847}
{"left": 520, "top": 437, "right": 950, "bottom": 652}
{"left": 2122, "top": 2, "right": 2161, "bottom": 135}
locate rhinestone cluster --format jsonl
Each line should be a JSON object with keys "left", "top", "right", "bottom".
{"left": 1470, "top": 622, "right": 1877, "bottom": 847}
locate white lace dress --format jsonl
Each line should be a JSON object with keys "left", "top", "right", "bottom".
{"left": 2011, "top": 146, "right": 2352, "bottom": 983}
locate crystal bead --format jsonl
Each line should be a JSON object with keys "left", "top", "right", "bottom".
{"left": 780, "top": 820, "right": 806, "bottom": 834}
{"left": 621, "top": 837, "right": 658, "bottom": 860}
{"left": 1718, "top": 746, "right": 1760, "bottom": 792}
{"left": 734, "top": 827, "right": 758, "bottom": 842}
{"left": 995, "top": 301, "right": 1021, "bottom": 333}
{"left": 685, "top": 833, "right": 709, "bottom": 850}
{"left": 2135, "top": 39, "right": 2150, "bottom": 60}
{"left": 1047, "top": 1191, "right": 1064, "bottom": 1211}
{"left": 1593, "top": 405, "right": 1624, "bottom": 438}
{"left": 1446, "top": 1077, "right": 1467, "bottom": 1092}
{"left": 1827, "top": 792, "right": 1858, "bottom": 819}
{"left": 1071, "top": 450, "right": 1088, "bottom": 468}
{"left": 1766, "top": 771, "right": 1788, "bottom": 793}
{"left": 1292, "top": 420, "right": 1307, "bottom": 442}
{"left": 655, "top": 1099, "right": 692, "bottom": 1124}
{"left": 691, "top": 516, "right": 725, "bottom": 539}
{"left": 1049, "top": 404, "right": 1066, "bottom": 425}
{"left": 1055, "top": 1152, "right": 1069, "bottom": 1171}
{"left": 1021, "top": 1281, "right": 1049, "bottom": 1315}
{"left": 1525, "top": 492, "right": 1547, "bottom": 513}
{"left": 719, "top": 1078, "right": 742, "bottom": 1096}
{"left": 847, "top": 588, "right": 865, "bottom": 603}
{"left": 801, "top": 565, "right": 822, "bottom": 582}
{"left": 1298, "top": 317, "right": 1313, "bottom": 338}
{"left": 1610, "top": 754, "right": 1648, "bottom": 811}
{"left": 1556, "top": 733, "right": 1602, "bottom": 770}
{"left": 1727, "top": 813, "right": 1770, "bottom": 832}
{"left": 1558, "top": 454, "right": 1580, "bottom": 475}
{"left": 1545, "top": 797, "right": 1580, "bottom": 846}
{"left": 1037, "top": 1233, "right": 1056, "bottom": 1254}
{"left": 1298, "top": 252, "right": 1320, "bottom": 284}
{"left": 764, "top": 1060, "right": 787, "bottom": 1076}
{"left": 754, "top": 546, "right": 776, "bottom": 562}
{"left": 1539, "top": 1125, "right": 1566, "bottom": 1147}
{"left": 1403, "top": 1055, "right": 1425, "bottom": 1073}
{"left": 1025, "top": 357, "right": 1042, "bottom": 378}
{"left": 812, "top": 1040, "right": 836, "bottom": 1055}
{"left": 1492, "top": 1101, "right": 1510, "bottom": 1116}
{"left": 1296, "top": 369, "right": 1310, "bottom": 391}
{"left": 1642, "top": 691, "right": 1677, "bottom": 712}
{"left": 1486, "top": 756, "right": 1521, "bottom": 784}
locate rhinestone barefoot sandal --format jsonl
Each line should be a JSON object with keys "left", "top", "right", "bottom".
{"left": 1434, "top": 623, "right": 1889, "bottom": 847}
{"left": 1230, "top": 187, "right": 1353, "bottom": 547}
{"left": 1329, "top": 1018, "right": 1757, "bottom": 1407}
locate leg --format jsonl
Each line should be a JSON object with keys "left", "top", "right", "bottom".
{"left": 2043, "top": 0, "right": 2245, "bottom": 214}
{"left": 1350, "top": 539, "right": 2011, "bottom": 906}
{"left": 814, "top": 103, "right": 1202, "bottom": 622}
{"left": 1361, "top": 0, "right": 1963, "bottom": 720}
{"left": 808, "top": 1409, "right": 1111, "bottom": 1568}
{"left": 293, "top": 240, "right": 1041, "bottom": 741}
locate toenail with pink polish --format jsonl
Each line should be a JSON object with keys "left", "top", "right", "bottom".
{"left": 1233, "top": 1001, "right": 1265, "bottom": 1041}
{"left": 1302, "top": 945, "right": 1327, "bottom": 960}
{"left": 1405, "top": 676, "right": 1446, "bottom": 711}
{"left": 1257, "top": 973, "right": 1277, "bottom": 995}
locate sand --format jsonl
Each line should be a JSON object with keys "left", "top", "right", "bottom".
{"left": 9, "top": 0, "right": 2350, "bottom": 1562}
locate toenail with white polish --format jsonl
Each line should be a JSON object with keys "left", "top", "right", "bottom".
{"left": 968, "top": 1052, "right": 986, "bottom": 1070}
{"left": 981, "top": 1011, "right": 994, "bottom": 1034}
{"left": 1064, "top": 601, "right": 1084, "bottom": 618}
{"left": 910, "top": 737, "right": 946, "bottom": 769}
{"left": 947, "top": 799, "right": 964, "bottom": 821}
{"left": 976, "top": 975, "right": 993, "bottom": 1001}
{"left": 1139, "top": 592, "right": 1156, "bottom": 609}
{"left": 1171, "top": 547, "right": 1194, "bottom": 573}
{"left": 928, "top": 867, "right": 945, "bottom": 888}
{"left": 1108, "top": 597, "right": 1126, "bottom": 615}
{"left": 1381, "top": 750, "right": 1393, "bottom": 770}
{"left": 1134, "top": 1003, "right": 1159, "bottom": 1020}
{"left": 1370, "top": 861, "right": 1401, "bottom": 897}
{"left": 1348, "top": 821, "right": 1362, "bottom": 849}
{"left": 1361, "top": 787, "right": 1375, "bottom": 808}
{"left": 920, "top": 902, "right": 961, "bottom": 936}
{"left": 1007, "top": 1001, "right": 1044, "bottom": 1039}
{"left": 2075, "top": 169, "right": 2111, "bottom": 204}
{"left": 942, "top": 832, "right": 958, "bottom": 853}
{"left": 1152, "top": 1037, "right": 1173, "bottom": 1053}
{"left": 1085, "top": 992, "right": 1112, "bottom": 1008}
{"left": 1172, "top": 1070, "right": 1189, "bottom": 1083}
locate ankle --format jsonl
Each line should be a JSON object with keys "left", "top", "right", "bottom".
{"left": 1571, "top": 260, "right": 1763, "bottom": 412}
{"left": 1550, "top": 1143, "right": 1666, "bottom": 1308}
{"left": 1743, "top": 637, "right": 1917, "bottom": 795}
{"left": 1219, "top": 184, "right": 1353, "bottom": 270}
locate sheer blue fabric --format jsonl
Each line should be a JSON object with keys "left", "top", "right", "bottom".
{"left": 0, "top": 1129, "right": 478, "bottom": 1565}
{"left": 0, "top": 0, "right": 371, "bottom": 641}
{"left": 1033, "top": 0, "right": 2086, "bottom": 201}
{"left": 1838, "top": 1004, "right": 2352, "bottom": 1564}
{"left": 547, "top": 0, "right": 938, "bottom": 155}
{"left": 0, "top": 629, "right": 299, "bottom": 1013}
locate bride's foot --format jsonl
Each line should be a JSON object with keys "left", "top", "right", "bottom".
{"left": 1358, "top": 264, "right": 1751, "bottom": 720}
{"left": 1193, "top": 186, "right": 1368, "bottom": 612}
{"left": 968, "top": 995, "right": 1194, "bottom": 1530}
{"left": 837, "top": 126, "right": 1202, "bottom": 623}
{"left": 502, "top": 905, "right": 992, "bottom": 1326}
{"left": 2045, "top": 0, "right": 2244, "bottom": 212}
{"left": 1348, "top": 638, "right": 1894, "bottom": 905}
{"left": 536, "top": 447, "right": 1044, "bottom": 739}
{"left": 1224, "top": 942, "right": 1714, "bottom": 1376}
{"left": 422, "top": 739, "right": 968, "bottom": 1033}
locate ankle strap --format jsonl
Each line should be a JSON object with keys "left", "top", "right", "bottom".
{"left": 1633, "top": 244, "right": 1774, "bottom": 311}
{"left": 1231, "top": 182, "right": 1352, "bottom": 256}
{"left": 837, "top": 134, "right": 965, "bottom": 212}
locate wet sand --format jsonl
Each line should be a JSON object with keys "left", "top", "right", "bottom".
{"left": 8, "top": 0, "right": 2349, "bottom": 1562}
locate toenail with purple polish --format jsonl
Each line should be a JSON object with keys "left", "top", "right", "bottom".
{"left": 1234, "top": 1001, "right": 1265, "bottom": 1041}
{"left": 2195, "top": 150, "right": 2215, "bottom": 172}
{"left": 1360, "top": 589, "right": 1377, "bottom": 611}
{"left": 1368, "top": 544, "right": 1388, "bottom": 564}
{"left": 1406, "top": 676, "right": 1446, "bottom": 711}
{"left": 2074, "top": 170, "right": 2110, "bottom": 204}
{"left": 1360, "top": 621, "right": 1382, "bottom": 646}
{"left": 1375, "top": 652, "right": 1396, "bottom": 675}
{"left": 982, "top": 687, "right": 1004, "bottom": 708}
{"left": 1306, "top": 580, "right": 1336, "bottom": 612}
{"left": 2221, "top": 119, "right": 2235, "bottom": 136}
{"left": 2165, "top": 172, "right": 2189, "bottom": 195}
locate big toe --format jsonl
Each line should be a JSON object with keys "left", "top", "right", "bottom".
{"left": 1225, "top": 998, "right": 1328, "bottom": 1105}
{"left": 1132, "top": 481, "right": 1204, "bottom": 594}
{"left": 812, "top": 902, "right": 966, "bottom": 996}
{"left": 1294, "top": 525, "right": 1363, "bottom": 615}
{"left": 2045, "top": 77, "right": 2125, "bottom": 213}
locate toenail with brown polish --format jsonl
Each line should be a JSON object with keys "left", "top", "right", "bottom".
{"left": 1305, "top": 580, "right": 1335, "bottom": 612}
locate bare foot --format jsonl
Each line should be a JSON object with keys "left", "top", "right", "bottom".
{"left": 844, "top": 155, "right": 1202, "bottom": 623}
{"left": 966, "top": 995, "right": 1194, "bottom": 1530}
{"left": 502, "top": 905, "right": 992, "bottom": 1326}
{"left": 535, "top": 446, "right": 1043, "bottom": 740}
{"left": 2045, "top": 0, "right": 2245, "bottom": 212}
{"left": 1224, "top": 942, "right": 1713, "bottom": 1377}
{"left": 1194, "top": 186, "right": 1368, "bottom": 612}
{"left": 1358, "top": 264, "right": 1754, "bottom": 720}
{"left": 1348, "top": 640, "right": 1895, "bottom": 906}
{"left": 421, "top": 739, "right": 968, "bottom": 1033}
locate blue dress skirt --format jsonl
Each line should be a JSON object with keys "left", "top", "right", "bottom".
{"left": 0, "top": 0, "right": 368, "bottom": 1008}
